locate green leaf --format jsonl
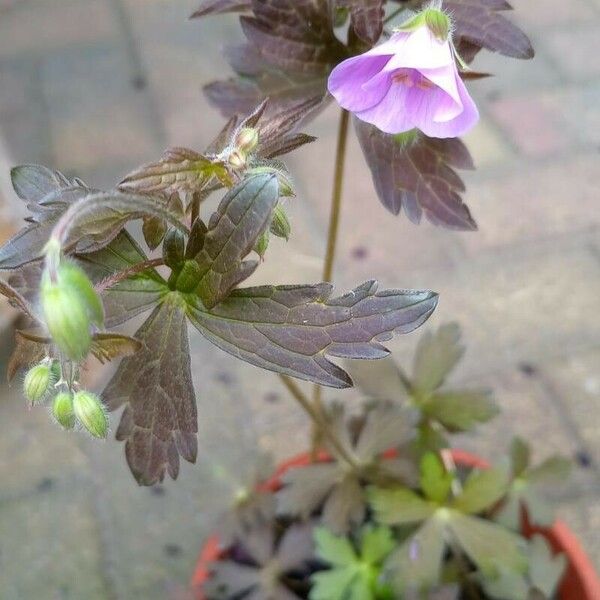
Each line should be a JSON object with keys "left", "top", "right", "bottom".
{"left": 424, "top": 390, "right": 499, "bottom": 431}
{"left": 528, "top": 534, "right": 567, "bottom": 598}
{"left": 193, "top": 173, "right": 279, "bottom": 309}
{"left": 527, "top": 456, "right": 571, "bottom": 485}
{"left": 102, "top": 293, "right": 197, "bottom": 485}
{"left": 385, "top": 517, "right": 446, "bottom": 594}
{"left": 452, "top": 467, "right": 509, "bottom": 515}
{"left": 313, "top": 527, "right": 357, "bottom": 567}
{"left": 187, "top": 280, "right": 437, "bottom": 388}
{"left": 420, "top": 453, "right": 453, "bottom": 504}
{"left": 479, "top": 568, "right": 530, "bottom": 600}
{"left": 118, "top": 147, "right": 230, "bottom": 198}
{"left": 412, "top": 323, "right": 465, "bottom": 395}
{"left": 310, "top": 567, "right": 372, "bottom": 600}
{"left": 77, "top": 231, "right": 168, "bottom": 327}
{"left": 368, "top": 486, "right": 435, "bottom": 525}
{"left": 360, "top": 526, "right": 395, "bottom": 566}
{"left": 0, "top": 165, "right": 93, "bottom": 270}
{"left": 510, "top": 437, "right": 531, "bottom": 477}
{"left": 446, "top": 511, "right": 528, "bottom": 577}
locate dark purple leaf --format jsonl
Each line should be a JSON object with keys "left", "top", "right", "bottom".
{"left": 103, "top": 295, "right": 197, "bottom": 486}
{"left": 90, "top": 333, "right": 142, "bottom": 364}
{"left": 444, "top": 0, "right": 534, "bottom": 59}
{"left": 341, "top": 0, "right": 385, "bottom": 45}
{"left": 0, "top": 165, "right": 93, "bottom": 270}
{"left": 0, "top": 279, "right": 39, "bottom": 322}
{"left": 355, "top": 120, "right": 477, "bottom": 231}
{"left": 77, "top": 231, "right": 168, "bottom": 327}
{"left": 190, "top": 0, "right": 251, "bottom": 18}
{"left": 205, "top": 44, "right": 330, "bottom": 117}
{"left": 118, "top": 147, "right": 231, "bottom": 199}
{"left": 193, "top": 173, "right": 279, "bottom": 309}
{"left": 188, "top": 280, "right": 437, "bottom": 388}
{"left": 7, "top": 330, "right": 47, "bottom": 382}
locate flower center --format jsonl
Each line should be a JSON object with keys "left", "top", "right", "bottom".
{"left": 392, "top": 69, "right": 434, "bottom": 90}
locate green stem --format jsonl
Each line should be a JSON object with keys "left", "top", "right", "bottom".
{"left": 311, "top": 108, "right": 351, "bottom": 447}
{"left": 279, "top": 375, "right": 360, "bottom": 471}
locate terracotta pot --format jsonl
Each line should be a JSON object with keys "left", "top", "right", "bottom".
{"left": 192, "top": 449, "right": 600, "bottom": 600}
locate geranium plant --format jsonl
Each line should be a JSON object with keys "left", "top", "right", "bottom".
{"left": 0, "top": 0, "right": 588, "bottom": 598}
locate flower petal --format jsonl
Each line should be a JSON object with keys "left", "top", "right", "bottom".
{"left": 328, "top": 55, "right": 392, "bottom": 112}
{"left": 384, "top": 27, "right": 454, "bottom": 71}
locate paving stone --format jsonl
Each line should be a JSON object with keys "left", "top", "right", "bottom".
{"left": 462, "top": 120, "right": 513, "bottom": 168}
{"left": 540, "top": 348, "right": 600, "bottom": 465}
{"left": 0, "top": 483, "right": 109, "bottom": 599}
{"left": 0, "top": 0, "right": 118, "bottom": 57}
{"left": 488, "top": 92, "right": 569, "bottom": 158}
{"left": 514, "top": 0, "right": 597, "bottom": 28}
{"left": 544, "top": 24, "right": 600, "bottom": 82}
{"left": 40, "top": 44, "right": 161, "bottom": 174}
{"left": 460, "top": 155, "right": 600, "bottom": 251}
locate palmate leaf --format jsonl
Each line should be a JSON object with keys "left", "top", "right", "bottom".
{"left": 355, "top": 121, "right": 477, "bottom": 231}
{"left": 384, "top": 517, "right": 446, "bottom": 594}
{"left": 7, "top": 330, "right": 47, "bottom": 382}
{"left": 444, "top": 0, "right": 534, "bottom": 60}
{"left": 77, "top": 231, "right": 168, "bottom": 327}
{"left": 192, "top": 173, "right": 280, "bottom": 309}
{"left": 277, "top": 404, "right": 416, "bottom": 533}
{"left": 188, "top": 280, "right": 437, "bottom": 388}
{"left": 413, "top": 323, "right": 464, "bottom": 395}
{"left": 102, "top": 293, "right": 198, "bottom": 486}
{"left": 0, "top": 165, "right": 94, "bottom": 270}
{"left": 340, "top": 0, "right": 385, "bottom": 46}
{"left": 423, "top": 390, "right": 499, "bottom": 431}
{"left": 311, "top": 526, "right": 394, "bottom": 600}
{"left": 205, "top": 521, "right": 313, "bottom": 600}
{"left": 204, "top": 0, "right": 346, "bottom": 116}
{"left": 451, "top": 466, "right": 509, "bottom": 514}
{"left": 190, "top": 0, "right": 251, "bottom": 18}
{"left": 118, "top": 147, "right": 231, "bottom": 199}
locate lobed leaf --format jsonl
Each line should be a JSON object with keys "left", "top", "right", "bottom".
{"left": 0, "top": 279, "right": 39, "bottom": 323}
{"left": 420, "top": 453, "right": 453, "bottom": 504}
{"left": 413, "top": 323, "right": 465, "bottom": 395}
{"left": 188, "top": 280, "right": 437, "bottom": 388}
{"left": 102, "top": 294, "right": 198, "bottom": 486}
{"left": 368, "top": 486, "right": 435, "bottom": 525}
{"left": 528, "top": 534, "right": 567, "bottom": 598}
{"left": 385, "top": 517, "right": 446, "bottom": 594}
{"left": 77, "top": 231, "right": 168, "bottom": 327}
{"left": 89, "top": 333, "right": 142, "bottom": 364}
{"left": 193, "top": 173, "right": 280, "bottom": 308}
{"left": 444, "top": 0, "right": 534, "bottom": 60}
{"left": 190, "top": 0, "right": 251, "bottom": 18}
{"left": 452, "top": 466, "right": 509, "bottom": 514}
{"left": 341, "top": 0, "right": 385, "bottom": 46}
{"left": 424, "top": 390, "right": 499, "bottom": 431}
{"left": 7, "top": 330, "right": 47, "bottom": 382}
{"left": 118, "top": 147, "right": 230, "bottom": 199}
{"left": 355, "top": 121, "right": 477, "bottom": 231}
{"left": 314, "top": 527, "right": 357, "bottom": 567}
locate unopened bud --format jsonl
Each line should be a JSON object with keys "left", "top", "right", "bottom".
{"left": 228, "top": 149, "right": 247, "bottom": 170}
{"left": 254, "top": 230, "right": 269, "bottom": 259}
{"left": 247, "top": 166, "right": 295, "bottom": 197}
{"left": 235, "top": 127, "right": 259, "bottom": 154}
{"left": 52, "top": 391, "right": 75, "bottom": 430}
{"left": 270, "top": 205, "right": 291, "bottom": 240}
{"left": 23, "top": 363, "right": 55, "bottom": 405}
{"left": 73, "top": 390, "right": 108, "bottom": 439}
{"left": 163, "top": 228, "right": 186, "bottom": 271}
{"left": 424, "top": 8, "right": 450, "bottom": 42}
{"left": 41, "top": 262, "right": 103, "bottom": 361}
{"left": 175, "top": 259, "right": 202, "bottom": 293}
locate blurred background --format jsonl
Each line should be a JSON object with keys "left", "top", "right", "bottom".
{"left": 0, "top": 0, "right": 598, "bottom": 598}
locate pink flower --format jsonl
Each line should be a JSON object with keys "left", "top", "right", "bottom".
{"left": 328, "top": 24, "right": 479, "bottom": 138}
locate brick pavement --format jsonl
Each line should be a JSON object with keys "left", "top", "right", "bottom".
{"left": 0, "top": 0, "right": 599, "bottom": 597}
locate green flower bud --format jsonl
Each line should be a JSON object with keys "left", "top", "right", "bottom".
{"left": 73, "top": 390, "right": 108, "bottom": 439}
{"left": 163, "top": 228, "right": 186, "bottom": 271}
{"left": 41, "top": 262, "right": 103, "bottom": 361}
{"left": 269, "top": 205, "right": 291, "bottom": 240}
{"left": 23, "top": 363, "right": 55, "bottom": 405}
{"left": 228, "top": 149, "right": 247, "bottom": 170}
{"left": 235, "top": 127, "right": 260, "bottom": 154}
{"left": 175, "top": 259, "right": 202, "bottom": 293}
{"left": 424, "top": 8, "right": 450, "bottom": 42}
{"left": 247, "top": 166, "right": 295, "bottom": 197}
{"left": 52, "top": 391, "right": 75, "bottom": 430}
{"left": 254, "top": 230, "right": 269, "bottom": 259}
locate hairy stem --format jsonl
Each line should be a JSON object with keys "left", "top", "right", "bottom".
{"left": 95, "top": 258, "right": 165, "bottom": 293}
{"left": 310, "top": 109, "right": 351, "bottom": 448}
{"left": 279, "top": 375, "right": 360, "bottom": 471}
